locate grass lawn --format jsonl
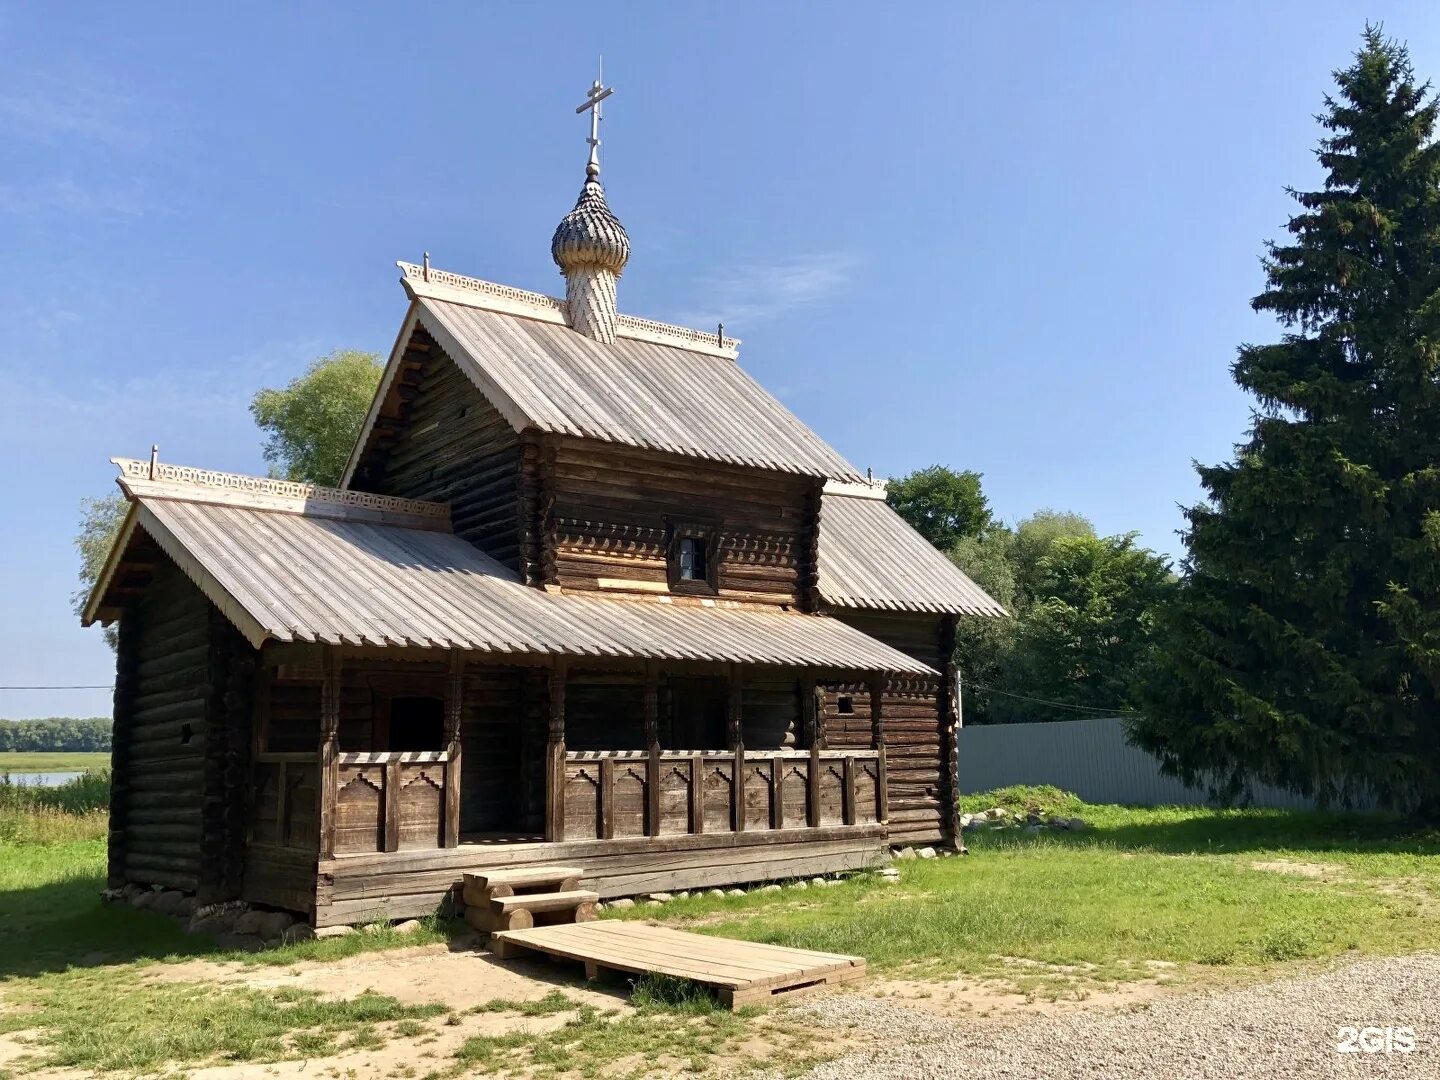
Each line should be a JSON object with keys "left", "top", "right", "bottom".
{"left": 0, "top": 753, "right": 111, "bottom": 774}
{"left": 1, "top": 788, "right": 1437, "bottom": 1075}
{"left": 615, "top": 789, "right": 1440, "bottom": 996}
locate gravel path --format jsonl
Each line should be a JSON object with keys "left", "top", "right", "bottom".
{"left": 789, "top": 953, "right": 1440, "bottom": 1079}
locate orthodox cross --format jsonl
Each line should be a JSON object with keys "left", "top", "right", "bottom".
{"left": 575, "top": 63, "right": 614, "bottom": 176}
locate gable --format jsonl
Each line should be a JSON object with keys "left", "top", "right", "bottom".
{"left": 341, "top": 279, "right": 864, "bottom": 488}
{"left": 348, "top": 326, "right": 524, "bottom": 568}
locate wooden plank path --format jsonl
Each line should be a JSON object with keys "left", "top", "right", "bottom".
{"left": 489, "top": 921, "right": 867, "bottom": 1008}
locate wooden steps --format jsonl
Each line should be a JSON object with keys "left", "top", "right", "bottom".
{"left": 490, "top": 921, "right": 867, "bottom": 1008}
{"left": 462, "top": 865, "right": 597, "bottom": 933}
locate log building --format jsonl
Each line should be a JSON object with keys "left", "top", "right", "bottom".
{"left": 82, "top": 123, "right": 1004, "bottom": 927}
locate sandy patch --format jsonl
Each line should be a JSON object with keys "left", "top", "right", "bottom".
{"left": 1249, "top": 859, "right": 1347, "bottom": 880}
{"left": 143, "top": 941, "right": 627, "bottom": 1012}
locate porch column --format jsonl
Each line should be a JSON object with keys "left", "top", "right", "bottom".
{"left": 318, "top": 646, "right": 341, "bottom": 859}
{"left": 442, "top": 650, "right": 463, "bottom": 848}
{"left": 728, "top": 663, "right": 745, "bottom": 832}
{"left": 939, "top": 614, "right": 963, "bottom": 848}
{"left": 545, "top": 658, "right": 568, "bottom": 842}
{"left": 644, "top": 660, "right": 661, "bottom": 837}
{"left": 803, "top": 672, "right": 821, "bottom": 827}
{"left": 869, "top": 673, "right": 889, "bottom": 825}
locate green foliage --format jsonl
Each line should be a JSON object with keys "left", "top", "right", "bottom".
{"left": 249, "top": 349, "right": 382, "bottom": 486}
{"left": 886, "top": 465, "right": 992, "bottom": 549}
{"left": 0, "top": 770, "right": 109, "bottom": 844}
{"left": 70, "top": 493, "right": 127, "bottom": 649}
{"left": 942, "top": 506, "right": 1172, "bottom": 723}
{"left": 0, "top": 719, "right": 110, "bottom": 753}
{"left": 1135, "top": 28, "right": 1440, "bottom": 813}
{"left": 955, "top": 784, "right": 1089, "bottom": 818}
{"left": 991, "top": 533, "right": 1176, "bottom": 721}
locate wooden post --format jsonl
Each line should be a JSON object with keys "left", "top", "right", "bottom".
{"left": 803, "top": 674, "right": 820, "bottom": 828}
{"left": 869, "top": 673, "right": 888, "bottom": 825}
{"left": 383, "top": 758, "right": 400, "bottom": 852}
{"left": 442, "top": 650, "right": 463, "bottom": 848}
{"left": 689, "top": 752, "right": 705, "bottom": 834}
{"left": 318, "top": 646, "right": 341, "bottom": 859}
{"left": 599, "top": 755, "right": 615, "bottom": 840}
{"left": 842, "top": 755, "right": 857, "bottom": 826}
{"left": 644, "top": 661, "right": 661, "bottom": 837}
{"left": 939, "top": 615, "right": 963, "bottom": 849}
{"left": 545, "top": 658, "right": 567, "bottom": 842}
{"left": 729, "top": 664, "right": 744, "bottom": 832}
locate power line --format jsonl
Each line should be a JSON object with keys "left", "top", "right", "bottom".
{"left": 966, "top": 681, "right": 1135, "bottom": 717}
{"left": 0, "top": 685, "right": 114, "bottom": 691}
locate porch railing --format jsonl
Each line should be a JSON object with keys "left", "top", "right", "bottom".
{"left": 557, "top": 747, "right": 886, "bottom": 842}
{"left": 329, "top": 751, "right": 458, "bottom": 854}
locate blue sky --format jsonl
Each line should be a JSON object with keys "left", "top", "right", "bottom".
{"left": 3, "top": 2, "right": 1438, "bottom": 720}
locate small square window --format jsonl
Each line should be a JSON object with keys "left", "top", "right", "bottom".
{"left": 837, "top": 696, "right": 855, "bottom": 715}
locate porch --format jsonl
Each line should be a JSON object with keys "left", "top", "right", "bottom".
{"left": 244, "top": 648, "right": 899, "bottom": 924}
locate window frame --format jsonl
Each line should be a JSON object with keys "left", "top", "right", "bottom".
{"left": 666, "top": 521, "right": 720, "bottom": 595}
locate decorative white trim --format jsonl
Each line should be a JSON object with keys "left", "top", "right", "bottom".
{"left": 823, "top": 478, "right": 888, "bottom": 501}
{"left": 397, "top": 261, "right": 741, "bottom": 359}
{"left": 112, "top": 458, "right": 451, "bottom": 530}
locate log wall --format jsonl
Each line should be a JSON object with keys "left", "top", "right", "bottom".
{"left": 539, "top": 437, "right": 817, "bottom": 605}
{"left": 829, "top": 610, "right": 952, "bottom": 846}
{"left": 110, "top": 561, "right": 216, "bottom": 892}
{"left": 351, "top": 331, "right": 523, "bottom": 569}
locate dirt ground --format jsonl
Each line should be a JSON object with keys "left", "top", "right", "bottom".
{"left": 0, "top": 943, "right": 1250, "bottom": 1079}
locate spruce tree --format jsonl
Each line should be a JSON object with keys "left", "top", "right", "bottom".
{"left": 1133, "top": 28, "right": 1440, "bottom": 812}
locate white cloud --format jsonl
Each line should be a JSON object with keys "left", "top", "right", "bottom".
{"left": 675, "top": 252, "right": 859, "bottom": 329}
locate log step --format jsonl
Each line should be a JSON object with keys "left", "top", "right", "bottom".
{"left": 464, "top": 865, "right": 585, "bottom": 894}
{"left": 491, "top": 889, "right": 598, "bottom": 915}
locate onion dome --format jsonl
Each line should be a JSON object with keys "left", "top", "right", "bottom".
{"left": 551, "top": 167, "right": 631, "bottom": 277}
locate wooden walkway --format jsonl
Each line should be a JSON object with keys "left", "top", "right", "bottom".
{"left": 490, "top": 921, "right": 867, "bottom": 1008}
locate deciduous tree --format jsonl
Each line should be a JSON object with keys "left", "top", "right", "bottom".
{"left": 250, "top": 349, "right": 382, "bottom": 486}
{"left": 886, "top": 465, "right": 992, "bottom": 550}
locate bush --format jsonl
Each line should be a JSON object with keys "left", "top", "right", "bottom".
{"left": 958, "top": 785, "right": 1089, "bottom": 818}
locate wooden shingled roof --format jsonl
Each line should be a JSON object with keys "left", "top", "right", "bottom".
{"left": 817, "top": 484, "right": 1008, "bottom": 617}
{"left": 84, "top": 459, "right": 934, "bottom": 675}
{"left": 341, "top": 264, "right": 864, "bottom": 487}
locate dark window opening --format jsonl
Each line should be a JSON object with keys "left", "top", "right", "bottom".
{"left": 385, "top": 696, "right": 445, "bottom": 751}
{"left": 679, "top": 536, "right": 707, "bottom": 581}
{"left": 666, "top": 676, "right": 728, "bottom": 750}
{"left": 837, "top": 696, "right": 855, "bottom": 715}
{"left": 179, "top": 722, "right": 194, "bottom": 745}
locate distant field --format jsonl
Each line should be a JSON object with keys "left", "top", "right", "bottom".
{"left": 0, "top": 752, "right": 110, "bottom": 773}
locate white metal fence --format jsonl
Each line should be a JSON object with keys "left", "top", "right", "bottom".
{"left": 956, "top": 715, "right": 1322, "bottom": 809}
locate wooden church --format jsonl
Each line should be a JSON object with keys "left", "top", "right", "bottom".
{"left": 82, "top": 87, "right": 1004, "bottom": 928}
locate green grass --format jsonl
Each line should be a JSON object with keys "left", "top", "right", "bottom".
{"left": 450, "top": 994, "right": 806, "bottom": 1080}
{"left": 4, "top": 791, "right": 1438, "bottom": 1074}
{"left": 0, "top": 752, "right": 111, "bottom": 773}
{"left": 0, "top": 975, "right": 448, "bottom": 1072}
{"left": 612, "top": 792, "right": 1440, "bottom": 992}
{"left": 0, "top": 770, "right": 110, "bottom": 844}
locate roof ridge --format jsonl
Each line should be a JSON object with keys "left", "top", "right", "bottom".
{"left": 397, "top": 261, "right": 741, "bottom": 360}
{"left": 111, "top": 457, "right": 451, "bottom": 530}
{"left": 822, "top": 478, "right": 889, "bottom": 501}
